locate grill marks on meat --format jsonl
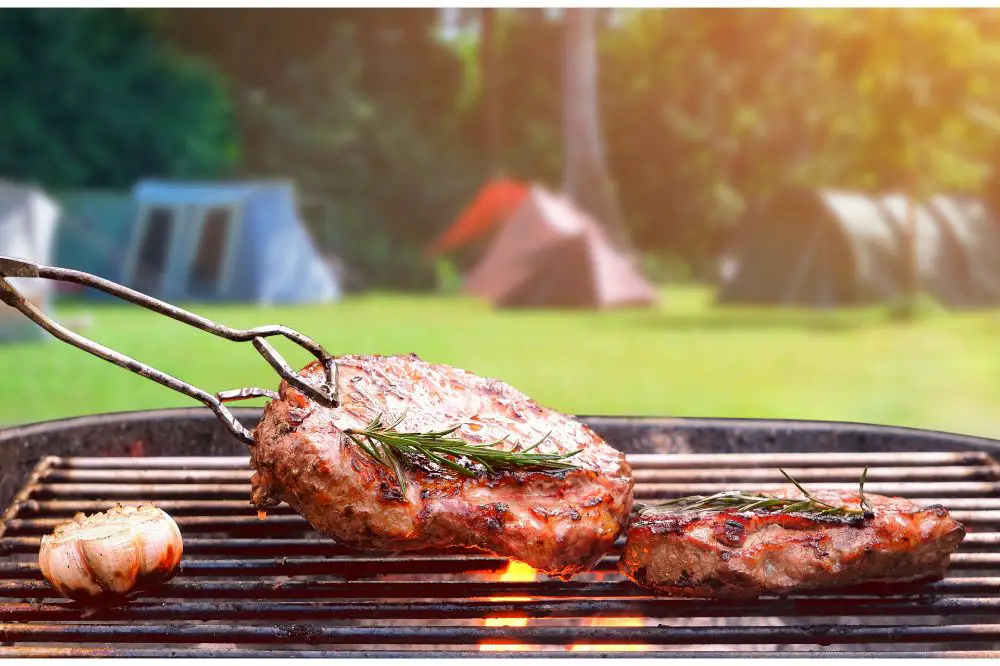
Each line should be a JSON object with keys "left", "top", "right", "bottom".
{"left": 250, "top": 353, "right": 633, "bottom": 578}
{"left": 619, "top": 488, "right": 966, "bottom": 599}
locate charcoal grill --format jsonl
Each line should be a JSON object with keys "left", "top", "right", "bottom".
{"left": 1, "top": 409, "right": 999, "bottom": 658}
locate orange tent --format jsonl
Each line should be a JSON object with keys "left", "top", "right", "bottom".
{"left": 425, "top": 178, "right": 529, "bottom": 257}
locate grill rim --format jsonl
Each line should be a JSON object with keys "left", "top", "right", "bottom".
{"left": 2, "top": 406, "right": 1000, "bottom": 451}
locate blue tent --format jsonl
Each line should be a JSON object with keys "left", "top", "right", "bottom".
{"left": 122, "top": 180, "right": 341, "bottom": 304}
{"left": 55, "top": 190, "right": 135, "bottom": 284}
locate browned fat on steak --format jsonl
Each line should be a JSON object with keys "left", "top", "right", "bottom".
{"left": 619, "top": 488, "right": 966, "bottom": 598}
{"left": 250, "top": 353, "right": 634, "bottom": 577}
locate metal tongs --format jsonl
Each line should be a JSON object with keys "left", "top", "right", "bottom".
{"left": 0, "top": 256, "right": 339, "bottom": 445}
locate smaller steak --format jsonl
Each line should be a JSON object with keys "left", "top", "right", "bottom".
{"left": 619, "top": 488, "right": 966, "bottom": 599}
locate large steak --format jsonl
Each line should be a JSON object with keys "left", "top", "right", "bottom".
{"left": 250, "top": 353, "right": 634, "bottom": 577}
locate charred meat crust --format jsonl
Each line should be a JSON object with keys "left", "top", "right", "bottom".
{"left": 250, "top": 353, "right": 634, "bottom": 578}
{"left": 619, "top": 488, "right": 966, "bottom": 599}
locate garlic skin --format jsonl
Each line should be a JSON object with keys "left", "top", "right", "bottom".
{"left": 38, "top": 504, "right": 183, "bottom": 601}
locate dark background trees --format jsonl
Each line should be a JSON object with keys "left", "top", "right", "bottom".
{"left": 0, "top": 8, "right": 236, "bottom": 189}
{"left": 4, "top": 8, "right": 1000, "bottom": 287}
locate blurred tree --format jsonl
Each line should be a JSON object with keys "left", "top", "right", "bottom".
{"left": 810, "top": 9, "right": 1000, "bottom": 309}
{"left": 600, "top": 9, "right": 813, "bottom": 267}
{"left": 455, "top": 9, "right": 631, "bottom": 247}
{"left": 481, "top": 8, "right": 501, "bottom": 171}
{"left": 456, "top": 10, "right": 564, "bottom": 186}
{"left": 0, "top": 8, "right": 237, "bottom": 188}
{"left": 562, "top": 8, "right": 630, "bottom": 249}
{"left": 143, "top": 7, "right": 1000, "bottom": 284}
{"left": 597, "top": 8, "right": 1000, "bottom": 272}
{"left": 157, "top": 9, "right": 477, "bottom": 290}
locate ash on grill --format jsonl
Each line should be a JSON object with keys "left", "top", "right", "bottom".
{"left": 2, "top": 451, "right": 1000, "bottom": 658}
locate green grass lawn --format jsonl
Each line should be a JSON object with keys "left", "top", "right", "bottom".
{"left": 1, "top": 286, "right": 999, "bottom": 440}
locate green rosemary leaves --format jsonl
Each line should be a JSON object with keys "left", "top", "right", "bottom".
{"left": 344, "top": 412, "right": 582, "bottom": 493}
{"left": 636, "top": 467, "right": 875, "bottom": 524}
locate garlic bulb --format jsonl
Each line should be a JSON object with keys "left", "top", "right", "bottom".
{"left": 38, "top": 504, "right": 183, "bottom": 601}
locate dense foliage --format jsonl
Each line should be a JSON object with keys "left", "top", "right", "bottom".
{"left": 157, "top": 9, "right": 480, "bottom": 289}
{"left": 456, "top": 9, "right": 1000, "bottom": 270}
{"left": 6, "top": 8, "right": 1000, "bottom": 284}
{"left": 0, "top": 9, "right": 236, "bottom": 188}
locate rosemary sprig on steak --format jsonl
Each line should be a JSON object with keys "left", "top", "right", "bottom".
{"left": 636, "top": 467, "right": 875, "bottom": 524}
{"left": 344, "top": 411, "right": 582, "bottom": 492}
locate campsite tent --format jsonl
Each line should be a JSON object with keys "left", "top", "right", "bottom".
{"left": 55, "top": 190, "right": 135, "bottom": 285}
{"left": 122, "top": 180, "right": 341, "bottom": 304}
{"left": 426, "top": 178, "right": 529, "bottom": 257}
{"left": 0, "top": 181, "right": 59, "bottom": 341}
{"left": 717, "top": 188, "right": 1000, "bottom": 308}
{"left": 927, "top": 195, "right": 1000, "bottom": 306}
{"left": 463, "top": 186, "right": 658, "bottom": 309}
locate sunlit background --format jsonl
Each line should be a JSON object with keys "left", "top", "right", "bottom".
{"left": 1, "top": 7, "right": 1000, "bottom": 439}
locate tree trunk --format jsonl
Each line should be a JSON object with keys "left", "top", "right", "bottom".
{"left": 481, "top": 8, "right": 501, "bottom": 173}
{"left": 562, "top": 7, "right": 630, "bottom": 249}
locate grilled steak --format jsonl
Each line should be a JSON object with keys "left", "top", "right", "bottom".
{"left": 619, "top": 488, "right": 966, "bottom": 598}
{"left": 250, "top": 353, "right": 634, "bottom": 577}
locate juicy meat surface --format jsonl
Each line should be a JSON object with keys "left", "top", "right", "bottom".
{"left": 619, "top": 488, "right": 966, "bottom": 598}
{"left": 250, "top": 353, "right": 634, "bottom": 577}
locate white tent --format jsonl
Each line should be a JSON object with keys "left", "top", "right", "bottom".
{"left": 0, "top": 181, "right": 59, "bottom": 342}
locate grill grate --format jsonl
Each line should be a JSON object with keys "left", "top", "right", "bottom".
{"left": 2, "top": 451, "right": 1000, "bottom": 658}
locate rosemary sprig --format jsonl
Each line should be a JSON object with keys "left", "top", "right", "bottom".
{"left": 637, "top": 467, "right": 875, "bottom": 524}
{"left": 344, "top": 412, "right": 582, "bottom": 493}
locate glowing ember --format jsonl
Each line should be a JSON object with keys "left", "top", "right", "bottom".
{"left": 478, "top": 560, "right": 537, "bottom": 652}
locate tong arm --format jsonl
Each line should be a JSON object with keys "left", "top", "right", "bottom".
{"left": 0, "top": 256, "right": 339, "bottom": 446}
{"left": 0, "top": 256, "right": 41, "bottom": 278}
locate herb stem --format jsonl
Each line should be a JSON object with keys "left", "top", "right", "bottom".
{"left": 344, "top": 412, "right": 582, "bottom": 493}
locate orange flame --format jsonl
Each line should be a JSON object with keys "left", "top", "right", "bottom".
{"left": 568, "top": 617, "right": 648, "bottom": 652}
{"left": 478, "top": 560, "right": 537, "bottom": 652}
{"left": 568, "top": 572, "right": 648, "bottom": 652}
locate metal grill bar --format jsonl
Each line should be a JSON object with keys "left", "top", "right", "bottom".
{"left": 43, "top": 466, "right": 997, "bottom": 483}
{"left": 633, "top": 481, "right": 1000, "bottom": 498}
{"left": 14, "top": 500, "right": 301, "bottom": 515}
{"left": 1, "top": 548, "right": 997, "bottom": 575}
{"left": 2, "top": 551, "right": 998, "bottom": 589}
{"left": 6, "top": 622, "right": 1000, "bottom": 645}
{"left": 0, "top": 555, "right": 523, "bottom": 578}
{"left": 52, "top": 451, "right": 996, "bottom": 469}
{"left": 45, "top": 470, "right": 253, "bottom": 482}
{"left": 630, "top": 466, "right": 998, "bottom": 483}
{"left": 6, "top": 549, "right": 1000, "bottom": 579}
{"left": 2, "top": 449, "right": 998, "bottom": 657}
{"left": 10, "top": 514, "right": 1000, "bottom": 540}
{"left": 4, "top": 576, "right": 1000, "bottom": 601}
{"left": 26, "top": 481, "right": 1000, "bottom": 500}
{"left": 3, "top": 550, "right": 1000, "bottom": 580}
{"left": 17, "top": 497, "right": 1000, "bottom": 515}
{"left": 7, "top": 597, "right": 1000, "bottom": 622}
{"left": 626, "top": 452, "right": 998, "bottom": 469}
{"left": 0, "top": 537, "right": 478, "bottom": 557}
{"left": 2, "top": 648, "right": 998, "bottom": 659}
